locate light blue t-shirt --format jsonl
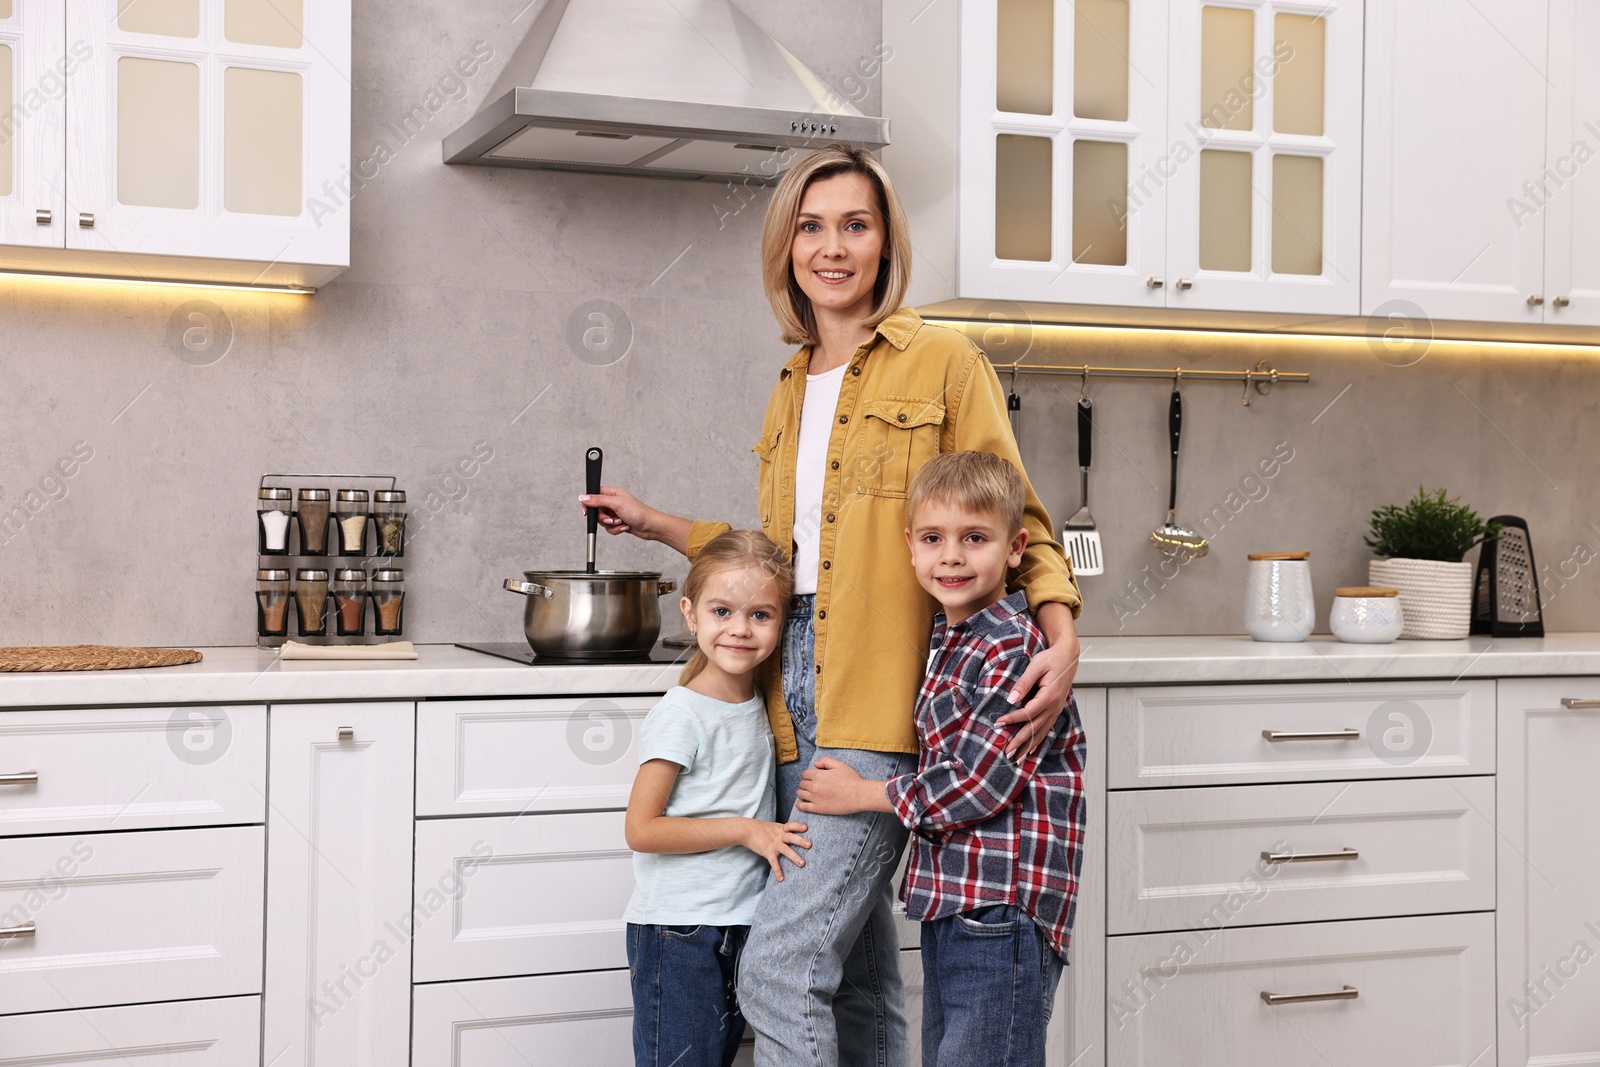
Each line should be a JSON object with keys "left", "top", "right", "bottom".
{"left": 623, "top": 685, "right": 777, "bottom": 926}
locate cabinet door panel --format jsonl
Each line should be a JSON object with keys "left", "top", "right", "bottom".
{"left": 1496, "top": 678, "right": 1600, "bottom": 1067}
{"left": 957, "top": 0, "right": 1170, "bottom": 306}
{"left": 1542, "top": 0, "right": 1600, "bottom": 326}
{"left": 0, "top": 0, "right": 66, "bottom": 248}
{"left": 413, "top": 970, "right": 636, "bottom": 1066}
{"left": 0, "top": 995, "right": 260, "bottom": 1065}
{"left": 1362, "top": 0, "right": 1547, "bottom": 323}
{"left": 262, "top": 701, "right": 413, "bottom": 1067}
{"left": 1166, "top": 0, "right": 1363, "bottom": 314}
{"left": 64, "top": 0, "right": 348, "bottom": 269}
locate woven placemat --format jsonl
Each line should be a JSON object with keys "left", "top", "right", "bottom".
{"left": 0, "top": 646, "right": 204, "bottom": 672}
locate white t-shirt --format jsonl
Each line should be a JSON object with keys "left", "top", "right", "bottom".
{"left": 622, "top": 686, "right": 777, "bottom": 926}
{"left": 793, "top": 362, "right": 848, "bottom": 595}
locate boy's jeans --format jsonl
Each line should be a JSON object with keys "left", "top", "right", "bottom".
{"left": 737, "top": 595, "right": 918, "bottom": 1067}
{"left": 627, "top": 922, "right": 748, "bottom": 1067}
{"left": 920, "top": 904, "right": 1064, "bottom": 1067}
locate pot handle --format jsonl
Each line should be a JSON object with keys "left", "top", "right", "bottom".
{"left": 504, "top": 578, "right": 555, "bottom": 598}
{"left": 657, "top": 580, "right": 677, "bottom": 596}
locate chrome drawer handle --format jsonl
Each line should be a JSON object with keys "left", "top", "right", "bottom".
{"left": 1560, "top": 699, "right": 1600, "bottom": 709}
{"left": 337, "top": 727, "right": 354, "bottom": 741}
{"left": 1262, "top": 847, "right": 1359, "bottom": 864}
{"left": 0, "top": 771, "right": 38, "bottom": 785}
{"left": 0, "top": 922, "right": 36, "bottom": 940}
{"left": 1261, "top": 985, "right": 1358, "bottom": 1006}
{"left": 1262, "top": 728, "right": 1360, "bottom": 741}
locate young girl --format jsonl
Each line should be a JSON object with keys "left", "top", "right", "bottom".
{"left": 623, "top": 530, "right": 811, "bottom": 1067}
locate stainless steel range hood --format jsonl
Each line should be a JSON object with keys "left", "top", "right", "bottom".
{"left": 442, "top": 0, "right": 889, "bottom": 182}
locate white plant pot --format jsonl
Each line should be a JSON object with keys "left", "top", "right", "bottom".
{"left": 1367, "top": 558, "right": 1474, "bottom": 639}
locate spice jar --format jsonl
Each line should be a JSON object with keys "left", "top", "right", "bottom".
{"left": 370, "top": 568, "right": 405, "bottom": 635}
{"left": 335, "top": 489, "right": 370, "bottom": 556}
{"left": 334, "top": 568, "right": 368, "bottom": 636}
{"left": 374, "top": 490, "right": 407, "bottom": 557}
{"left": 296, "top": 488, "right": 331, "bottom": 555}
{"left": 294, "top": 568, "right": 330, "bottom": 636}
{"left": 256, "top": 568, "right": 290, "bottom": 638}
{"left": 257, "top": 487, "right": 292, "bottom": 555}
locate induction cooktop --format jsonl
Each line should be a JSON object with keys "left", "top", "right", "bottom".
{"left": 456, "top": 639, "right": 695, "bottom": 666}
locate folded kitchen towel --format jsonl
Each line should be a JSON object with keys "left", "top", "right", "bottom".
{"left": 279, "top": 640, "right": 419, "bottom": 660}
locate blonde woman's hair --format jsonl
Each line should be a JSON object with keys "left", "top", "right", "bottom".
{"left": 761, "top": 145, "right": 913, "bottom": 346}
{"left": 678, "top": 530, "right": 795, "bottom": 687}
{"left": 907, "top": 451, "right": 1027, "bottom": 536}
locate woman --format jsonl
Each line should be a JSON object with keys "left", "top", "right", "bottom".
{"left": 583, "top": 146, "right": 1082, "bottom": 1067}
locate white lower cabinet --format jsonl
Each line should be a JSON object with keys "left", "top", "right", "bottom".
{"left": 1496, "top": 678, "right": 1600, "bottom": 1066}
{"left": 0, "top": 825, "right": 263, "bottom": 1015}
{"left": 0, "top": 995, "right": 261, "bottom": 1065}
{"left": 262, "top": 702, "right": 414, "bottom": 1067}
{"left": 413, "top": 969, "right": 636, "bottom": 1066}
{"left": 412, "top": 810, "right": 633, "bottom": 982}
{"left": 1107, "top": 912, "right": 1496, "bottom": 1066}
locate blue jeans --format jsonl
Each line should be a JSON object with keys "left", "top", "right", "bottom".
{"left": 737, "top": 595, "right": 919, "bottom": 1067}
{"left": 920, "top": 905, "right": 1064, "bottom": 1067}
{"left": 628, "top": 923, "right": 748, "bottom": 1067}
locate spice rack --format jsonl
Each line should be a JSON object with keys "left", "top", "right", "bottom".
{"left": 255, "top": 473, "right": 408, "bottom": 649}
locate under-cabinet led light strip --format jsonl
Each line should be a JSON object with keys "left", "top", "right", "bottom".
{"left": 0, "top": 268, "right": 316, "bottom": 295}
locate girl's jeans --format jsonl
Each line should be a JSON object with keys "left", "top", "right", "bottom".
{"left": 627, "top": 922, "right": 748, "bottom": 1067}
{"left": 737, "top": 595, "right": 918, "bottom": 1067}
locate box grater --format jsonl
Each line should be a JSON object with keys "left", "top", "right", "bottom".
{"left": 1471, "top": 515, "right": 1543, "bottom": 637}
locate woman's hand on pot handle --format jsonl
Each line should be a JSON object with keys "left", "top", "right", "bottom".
{"left": 579, "top": 486, "right": 692, "bottom": 556}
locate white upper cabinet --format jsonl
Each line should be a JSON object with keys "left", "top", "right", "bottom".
{"left": 0, "top": 0, "right": 65, "bottom": 249}
{"left": 1362, "top": 0, "right": 1549, "bottom": 324}
{"left": 1165, "top": 0, "right": 1363, "bottom": 314}
{"left": 1541, "top": 0, "right": 1600, "bottom": 326}
{"left": 957, "top": 0, "right": 1171, "bottom": 307}
{"left": 64, "top": 0, "right": 349, "bottom": 285}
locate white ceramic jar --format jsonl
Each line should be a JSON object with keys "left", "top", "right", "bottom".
{"left": 1244, "top": 552, "right": 1315, "bottom": 642}
{"left": 1329, "top": 585, "right": 1405, "bottom": 643}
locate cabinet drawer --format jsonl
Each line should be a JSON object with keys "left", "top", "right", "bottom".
{"left": 1109, "top": 681, "right": 1494, "bottom": 788}
{"left": 1107, "top": 777, "right": 1494, "bottom": 934}
{"left": 0, "top": 995, "right": 260, "bottom": 1065}
{"left": 0, "top": 826, "right": 264, "bottom": 1015}
{"left": 0, "top": 705, "right": 265, "bottom": 835}
{"left": 417, "top": 696, "right": 657, "bottom": 816}
{"left": 1107, "top": 912, "right": 1495, "bottom": 1066}
{"left": 413, "top": 811, "right": 633, "bottom": 982}
{"left": 414, "top": 970, "right": 635, "bottom": 1065}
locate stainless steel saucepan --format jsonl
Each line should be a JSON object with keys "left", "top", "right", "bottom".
{"left": 503, "top": 447, "right": 678, "bottom": 658}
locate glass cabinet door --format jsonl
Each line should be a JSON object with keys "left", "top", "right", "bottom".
{"left": 959, "top": 0, "right": 1171, "bottom": 306}
{"left": 0, "top": 0, "right": 66, "bottom": 251}
{"left": 64, "top": 0, "right": 348, "bottom": 275}
{"left": 1165, "top": 0, "right": 1363, "bottom": 314}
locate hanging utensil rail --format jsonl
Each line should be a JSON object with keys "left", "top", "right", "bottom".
{"left": 986, "top": 359, "right": 1308, "bottom": 399}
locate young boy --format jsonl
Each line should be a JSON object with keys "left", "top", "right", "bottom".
{"left": 795, "top": 449, "right": 1086, "bottom": 1067}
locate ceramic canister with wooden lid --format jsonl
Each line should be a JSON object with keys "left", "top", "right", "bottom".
{"left": 1329, "top": 585, "right": 1404, "bottom": 643}
{"left": 1245, "top": 551, "right": 1314, "bottom": 642}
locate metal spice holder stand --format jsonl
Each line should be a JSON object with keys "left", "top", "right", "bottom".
{"left": 255, "top": 473, "right": 407, "bottom": 649}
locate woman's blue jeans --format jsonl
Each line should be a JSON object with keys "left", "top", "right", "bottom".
{"left": 736, "top": 595, "right": 918, "bottom": 1067}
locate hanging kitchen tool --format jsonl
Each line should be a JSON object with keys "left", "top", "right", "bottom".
{"left": 504, "top": 446, "right": 678, "bottom": 658}
{"left": 1062, "top": 370, "right": 1103, "bottom": 576}
{"left": 1151, "top": 378, "right": 1208, "bottom": 559}
{"left": 1007, "top": 363, "right": 1022, "bottom": 443}
{"left": 1471, "top": 515, "right": 1543, "bottom": 636}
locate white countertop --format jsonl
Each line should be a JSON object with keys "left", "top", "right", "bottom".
{"left": 5, "top": 634, "right": 1600, "bottom": 708}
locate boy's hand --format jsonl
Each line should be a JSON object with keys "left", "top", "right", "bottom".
{"left": 797, "top": 758, "right": 892, "bottom": 815}
{"left": 743, "top": 819, "right": 811, "bottom": 881}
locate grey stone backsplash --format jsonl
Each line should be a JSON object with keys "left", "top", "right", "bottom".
{"left": 2, "top": 0, "right": 1596, "bottom": 646}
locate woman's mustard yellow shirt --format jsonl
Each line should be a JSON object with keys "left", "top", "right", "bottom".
{"left": 688, "top": 307, "right": 1082, "bottom": 761}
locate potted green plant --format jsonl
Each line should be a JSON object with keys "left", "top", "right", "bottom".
{"left": 1365, "top": 487, "right": 1502, "bottom": 639}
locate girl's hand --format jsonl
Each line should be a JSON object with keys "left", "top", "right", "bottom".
{"left": 578, "top": 486, "right": 692, "bottom": 555}
{"left": 797, "top": 758, "right": 892, "bottom": 815}
{"left": 743, "top": 820, "right": 812, "bottom": 881}
{"left": 996, "top": 638, "right": 1080, "bottom": 756}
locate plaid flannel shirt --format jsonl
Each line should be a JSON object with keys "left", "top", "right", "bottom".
{"left": 885, "top": 590, "right": 1087, "bottom": 959}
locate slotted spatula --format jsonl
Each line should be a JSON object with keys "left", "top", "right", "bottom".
{"left": 1062, "top": 396, "right": 1103, "bottom": 576}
